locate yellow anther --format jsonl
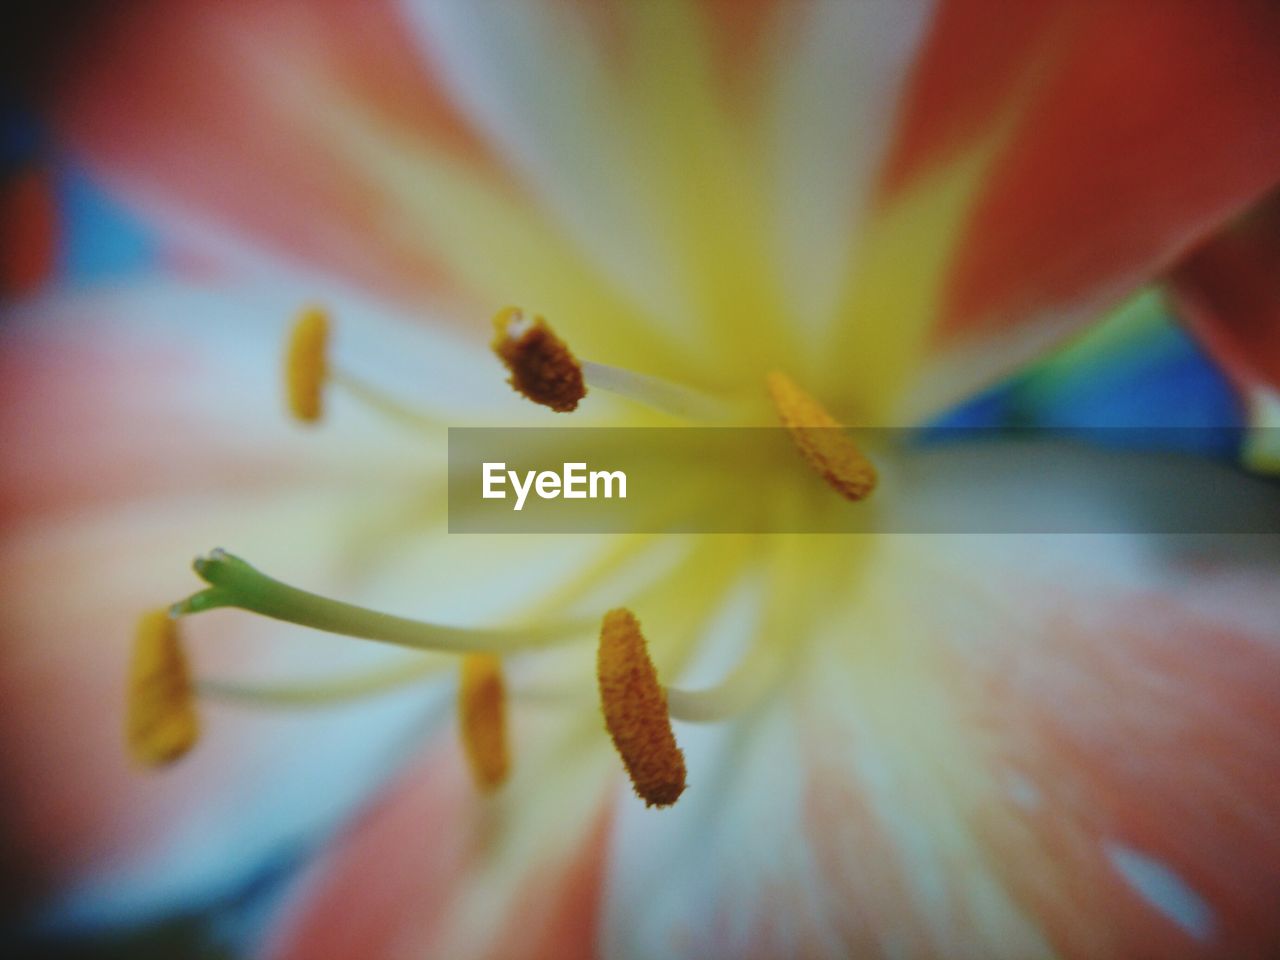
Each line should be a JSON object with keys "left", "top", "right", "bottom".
{"left": 458, "top": 653, "right": 510, "bottom": 791}
{"left": 766, "top": 370, "right": 878, "bottom": 501}
{"left": 597, "top": 608, "right": 686, "bottom": 807}
{"left": 491, "top": 306, "right": 586, "bottom": 413}
{"left": 285, "top": 305, "right": 330, "bottom": 423}
{"left": 126, "top": 610, "right": 199, "bottom": 767}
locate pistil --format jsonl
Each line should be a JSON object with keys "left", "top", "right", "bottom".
{"left": 171, "top": 549, "right": 590, "bottom": 653}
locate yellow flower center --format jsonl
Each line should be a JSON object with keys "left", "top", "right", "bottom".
{"left": 134, "top": 306, "right": 879, "bottom": 805}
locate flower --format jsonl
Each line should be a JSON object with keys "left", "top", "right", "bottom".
{"left": 4, "top": 1, "right": 1280, "bottom": 957}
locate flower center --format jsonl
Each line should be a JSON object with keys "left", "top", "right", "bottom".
{"left": 131, "top": 305, "right": 879, "bottom": 808}
{"left": 491, "top": 306, "right": 878, "bottom": 503}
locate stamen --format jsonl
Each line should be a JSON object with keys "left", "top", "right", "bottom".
{"left": 171, "top": 549, "right": 589, "bottom": 653}
{"left": 664, "top": 632, "right": 780, "bottom": 724}
{"left": 197, "top": 658, "right": 441, "bottom": 707}
{"left": 327, "top": 370, "right": 441, "bottom": 431}
{"left": 667, "top": 534, "right": 818, "bottom": 723}
{"left": 491, "top": 306, "right": 730, "bottom": 420}
{"left": 766, "top": 370, "right": 878, "bottom": 501}
{"left": 597, "top": 608, "right": 686, "bottom": 807}
{"left": 127, "top": 609, "right": 198, "bottom": 766}
{"left": 285, "top": 306, "right": 329, "bottom": 423}
{"left": 579, "top": 360, "right": 731, "bottom": 421}
{"left": 285, "top": 305, "right": 440, "bottom": 431}
{"left": 458, "top": 653, "right": 510, "bottom": 791}
{"left": 492, "top": 307, "right": 586, "bottom": 412}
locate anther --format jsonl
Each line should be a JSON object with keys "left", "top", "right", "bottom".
{"left": 285, "top": 305, "right": 330, "bottom": 422}
{"left": 491, "top": 307, "right": 586, "bottom": 412}
{"left": 127, "top": 610, "right": 199, "bottom": 767}
{"left": 766, "top": 371, "right": 878, "bottom": 501}
{"left": 597, "top": 608, "right": 686, "bottom": 807}
{"left": 458, "top": 653, "right": 510, "bottom": 791}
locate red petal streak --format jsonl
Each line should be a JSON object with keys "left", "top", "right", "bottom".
{"left": 1, "top": 166, "right": 58, "bottom": 295}
{"left": 267, "top": 742, "right": 613, "bottom": 960}
{"left": 953, "top": 586, "right": 1280, "bottom": 958}
{"left": 57, "top": 0, "right": 512, "bottom": 306}
{"left": 265, "top": 747, "right": 474, "bottom": 960}
{"left": 882, "top": 0, "right": 1280, "bottom": 340}
{"left": 699, "top": 0, "right": 783, "bottom": 106}
{"left": 487, "top": 802, "right": 613, "bottom": 960}
{"left": 0, "top": 310, "right": 390, "bottom": 526}
{"left": 880, "top": 0, "right": 1066, "bottom": 197}
{"left": 788, "top": 535, "right": 1280, "bottom": 959}
{"left": 1167, "top": 188, "right": 1280, "bottom": 392}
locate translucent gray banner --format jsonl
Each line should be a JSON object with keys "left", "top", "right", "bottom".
{"left": 447, "top": 428, "right": 1280, "bottom": 534}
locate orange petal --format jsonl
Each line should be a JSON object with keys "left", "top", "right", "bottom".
{"left": 265, "top": 743, "right": 615, "bottom": 960}
{"left": 883, "top": 0, "right": 1280, "bottom": 354}
{"left": 1167, "top": 186, "right": 1280, "bottom": 394}
{"left": 57, "top": 0, "right": 506, "bottom": 307}
{"left": 1, "top": 166, "right": 58, "bottom": 295}
{"left": 599, "top": 532, "right": 1280, "bottom": 957}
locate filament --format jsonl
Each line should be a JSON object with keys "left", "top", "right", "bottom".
{"left": 197, "top": 658, "right": 443, "bottom": 707}
{"left": 580, "top": 360, "right": 732, "bottom": 422}
{"left": 329, "top": 368, "right": 442, "bottom": 431}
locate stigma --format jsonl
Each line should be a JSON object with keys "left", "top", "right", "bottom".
{"left": 491, "top": 306, "right": 587, "bottom": 412}
{"left": 127, "top": 610, "right": 199, "bottom": 767}
{"left": 597, "top": 608, "right": 687, "bottom": 807}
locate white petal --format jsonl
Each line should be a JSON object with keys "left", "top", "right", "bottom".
{"left": 397, "top": 0, "right": 697, "bottom": 343}
{"left": 765, "top": 0, "right": 935, "bottom": 353}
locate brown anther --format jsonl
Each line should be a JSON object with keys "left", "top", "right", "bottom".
{"left": 491, "top": 306, "right": 586, "bottom": 412}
